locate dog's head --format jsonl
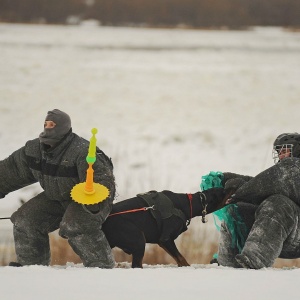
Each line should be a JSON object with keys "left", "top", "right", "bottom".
{"left": 202, "top": 187, "right": 227, "bottom": 214}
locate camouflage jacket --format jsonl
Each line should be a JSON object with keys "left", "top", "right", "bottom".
{"left": 0, "top": 131, "right": 115, "bottom": 203}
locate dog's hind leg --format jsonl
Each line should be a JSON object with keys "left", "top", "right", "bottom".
{"left": 159, "top": 239, "right": 189, "bottom": 267}
{"left": 103, "top": 215, "right": 147, "bottom": 268}
{"left": 112, "top": 222, "right": 146, "bottom": 268}
{"left": 131, "top": 253, "right": 144, "bottom": 269}
{"left": 130, "top": 231, "right": 146, "bottom": 268}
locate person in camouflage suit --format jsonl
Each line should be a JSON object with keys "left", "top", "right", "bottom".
{"left": 0, "top": 109, "right": 116, "bottom": 268}
{"left": 218, "top": 133, "right": 300, "bottom": 269}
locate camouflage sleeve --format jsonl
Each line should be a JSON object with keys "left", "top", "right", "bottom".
{"left": 221, "top": 172, "right": 253, "bottom": 194}
{"left": 0, "top": 147, "right": 37, "bottom": 197}
{"left": 233, "top": 158, "right": 300, "bottom": 206}
{"left": 222, "top": 172, "right": 253, "bottom": 185}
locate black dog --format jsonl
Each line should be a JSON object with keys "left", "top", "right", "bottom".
{"left": 102, "top": 187, "right": 225, "bottom": 268}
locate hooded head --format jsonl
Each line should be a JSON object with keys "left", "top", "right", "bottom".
{"left": 39, "top": 109, "right": 71, "bottom": 147}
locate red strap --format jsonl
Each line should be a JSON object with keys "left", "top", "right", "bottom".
{"left": 108, "top": 207, "right": 149, "bottom": 218}
{"left": 187, "top": 193, "right": 193, "bottom": 222}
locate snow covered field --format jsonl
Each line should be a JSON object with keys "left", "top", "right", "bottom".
{"left": 1, "top": 262, "right": 300, "bottom": 300}
{"left": 1, "top": 23, "right": 300, "bottom": 299}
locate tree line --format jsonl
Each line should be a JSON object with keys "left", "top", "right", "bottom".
{"left": 0, "top": 0, "right": 299, "bottom": 28}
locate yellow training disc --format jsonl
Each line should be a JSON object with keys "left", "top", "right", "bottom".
{"left": 71, "top": 182, "right": 109, "bottom": 205}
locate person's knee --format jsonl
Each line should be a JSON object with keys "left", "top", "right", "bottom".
{"left": 59, "top": 203, "right": 104, "bottom": 238}
{"left": 59, "top": 215, "right": 81, "bottom": 238}
{"left": 11, "top": 209, "right": 35, "bottom": 231}
{"left": 257, "top": 195, "right": 298, "bottom": 219}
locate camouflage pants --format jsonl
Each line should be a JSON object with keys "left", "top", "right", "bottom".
{"left": 10, "top": 192, "right": 115, "bottom": 268}
{"left": 218, "top": 195, "right": 300, "bottom": 268}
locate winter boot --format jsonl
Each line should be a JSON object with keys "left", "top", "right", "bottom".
{"left": 235, "top": 254, "right": 254, "bottom": 269}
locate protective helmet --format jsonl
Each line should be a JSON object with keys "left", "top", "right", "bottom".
{"left": 272, "top": 132, "right": 300, "bottom": 163}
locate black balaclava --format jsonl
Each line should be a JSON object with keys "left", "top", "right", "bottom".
{"left": 39, "top": 109, "right": 71, "bottom": 147}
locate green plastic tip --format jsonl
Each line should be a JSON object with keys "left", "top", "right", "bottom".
{"left": 91, "top": 128, "right": 98, "bottom": 134}
{"left": 86, "top": 156, "right": 96, "bottom": 164}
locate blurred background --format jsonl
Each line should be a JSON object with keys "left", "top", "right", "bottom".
{"left": 0, "top": 0, "right": 300, "bottom": 28}
{"left": 1, "top": 0, "right": 300, "bottom": 268}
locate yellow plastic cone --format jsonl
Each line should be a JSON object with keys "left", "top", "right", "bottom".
{"left": 70, "top": 128, "right": 110, "bottom": 205}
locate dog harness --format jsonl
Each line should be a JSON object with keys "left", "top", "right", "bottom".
{"left": 137, "top": 190, "right": 188, "bottom": 230}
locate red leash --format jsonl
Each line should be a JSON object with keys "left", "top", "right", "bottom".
{"left": 108, "top": 195, "right": 193, "bottom": 224}
{"left": 108, "top": 205, "right": 155, "bottom": 217}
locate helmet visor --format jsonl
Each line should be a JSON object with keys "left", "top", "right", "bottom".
{"left": 272, "top": 144, "right": 293, "bottom": 163}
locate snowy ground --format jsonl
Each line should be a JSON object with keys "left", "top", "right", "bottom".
{"left": 1, "top": 262, "right": 300, "bottom": 300}
{"left": 1, "top": 23, "right": 300, "bottom": 299}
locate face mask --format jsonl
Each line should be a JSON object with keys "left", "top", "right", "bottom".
{"left": 39, "top": 109, "right": 71, "bottom": 147}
